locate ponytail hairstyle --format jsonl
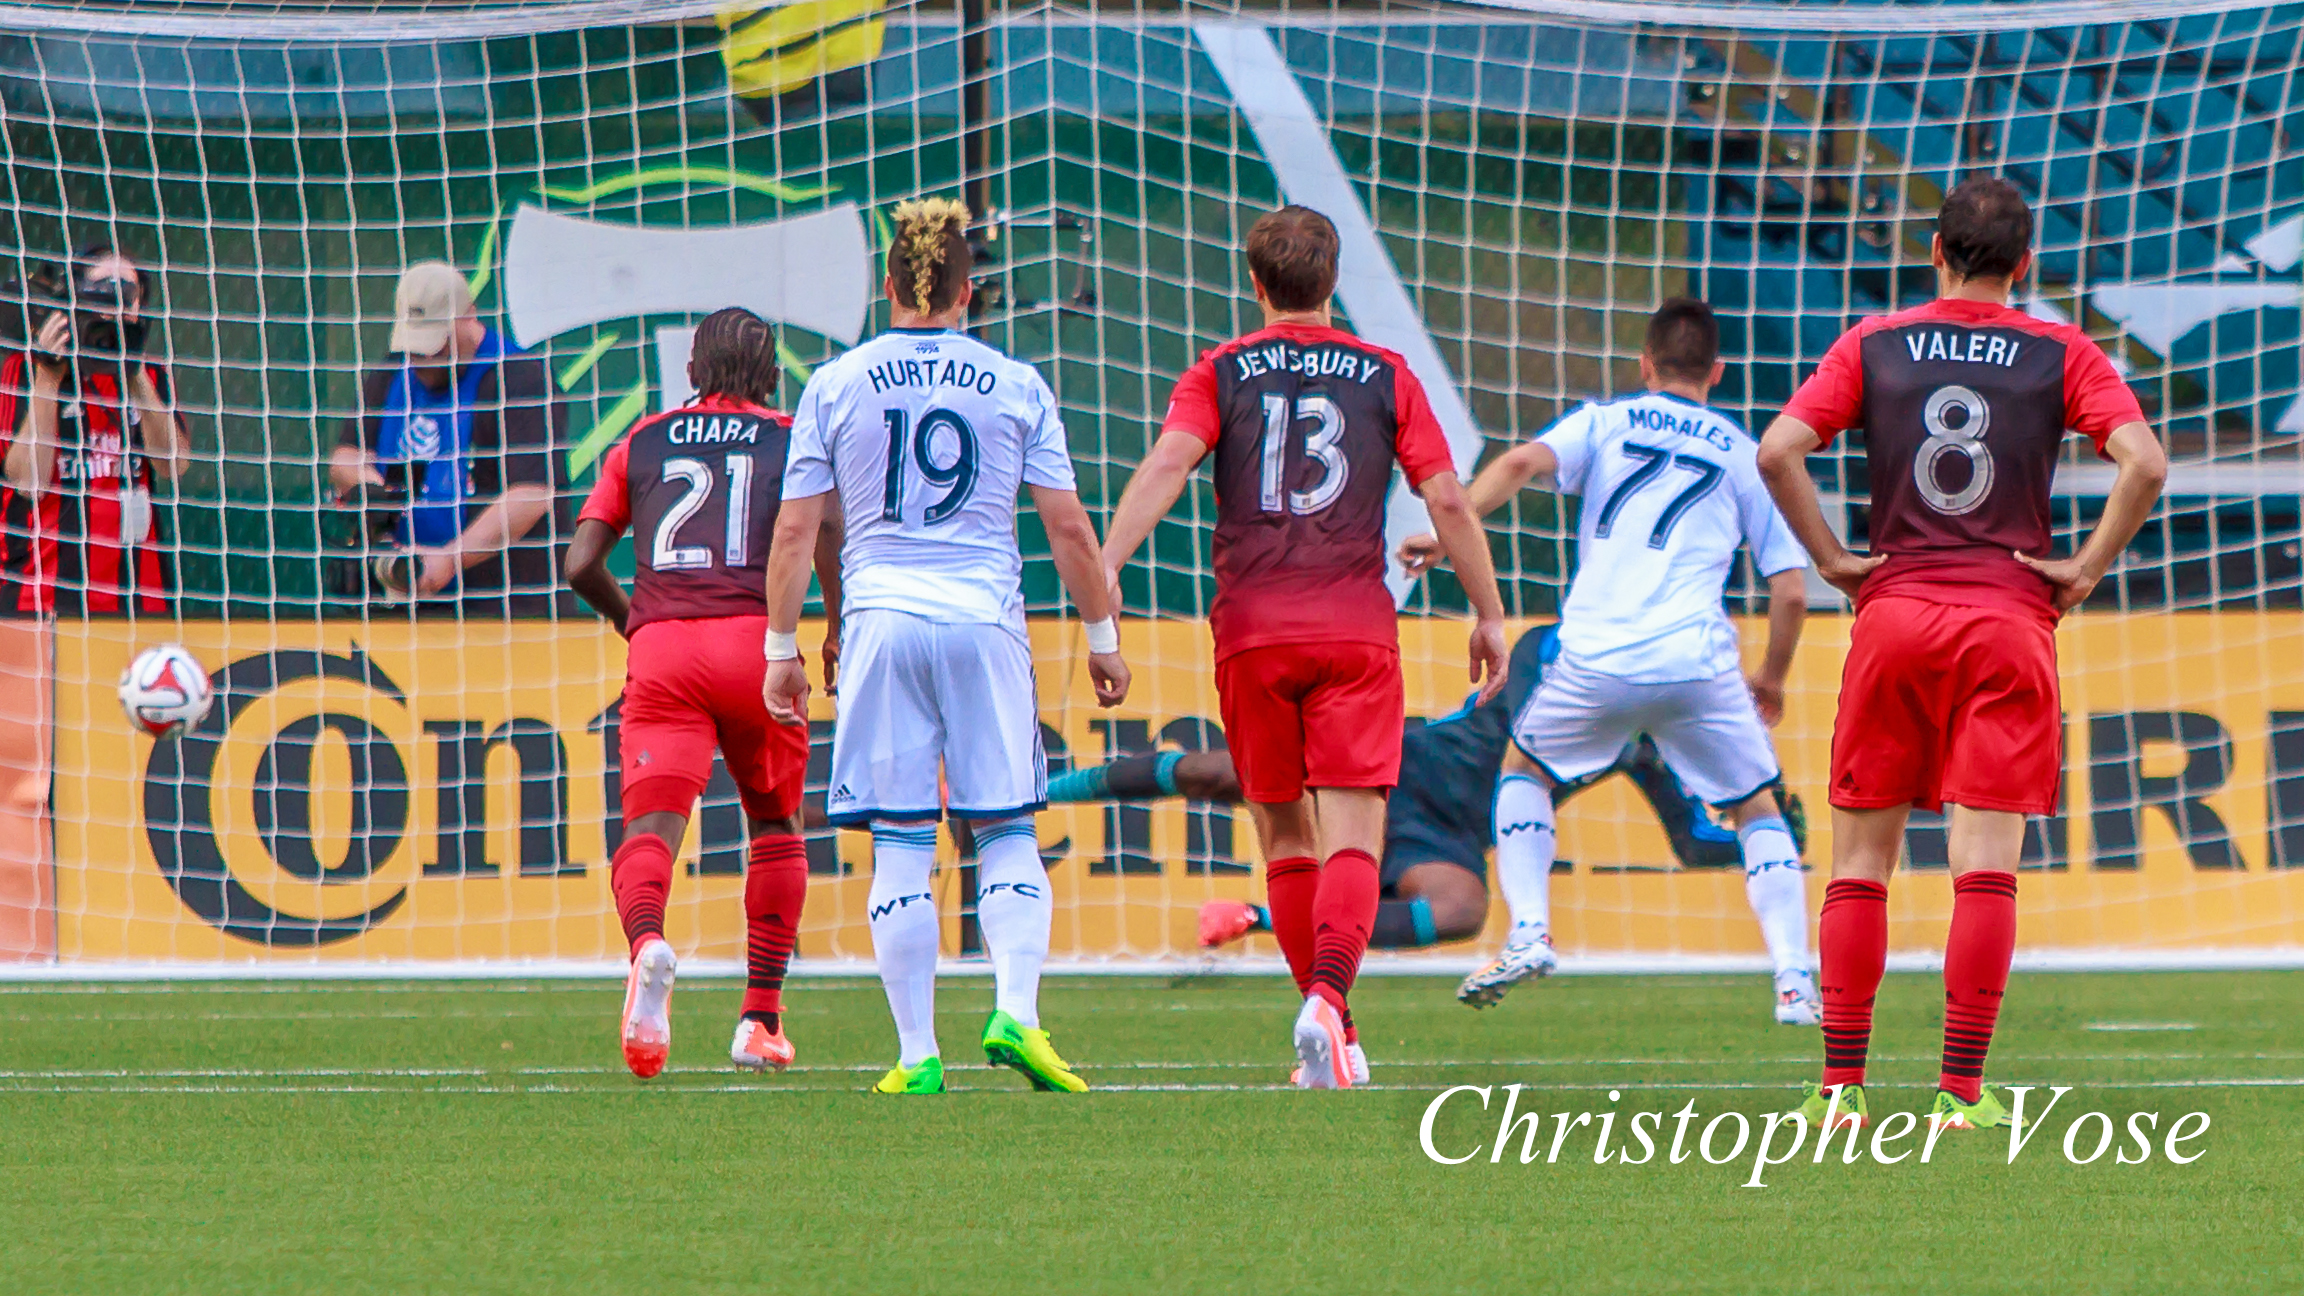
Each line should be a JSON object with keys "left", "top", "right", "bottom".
{"left": 887, "top": 196, "right": 972, "bottom": 315}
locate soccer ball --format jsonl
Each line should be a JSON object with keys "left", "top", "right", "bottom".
{"left": 118, "top": 644, "right": 214, "bottom": 740}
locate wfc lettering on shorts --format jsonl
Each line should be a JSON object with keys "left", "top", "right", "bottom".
{"left": 870, "top": 892, "right": 935, "bottom": 920}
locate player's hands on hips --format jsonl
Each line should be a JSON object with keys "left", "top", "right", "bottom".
{"left": 1088, "top": 650, "right": 1131, "bottom": 708}
{"left": 1394, "top": 532, "right": 1444, "bottom": 578}
{"left": 763, "top": 657, "right": 811, "bottom": 727}
{"left": 2014, "top": 550, "right": 2102, "bottom": 613}
{"left": 1747, "top": 672, "right": 1787, "bottom": 727}
{"left": 1468, "top": 616, "right": 1508, "bottom": 705}
{"left": 1815, "top": 547, "right": 1886, "bottom": 600}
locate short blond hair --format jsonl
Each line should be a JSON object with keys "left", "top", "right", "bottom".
{"left": 888, "top": 196, "right": 972, "bottom": 313}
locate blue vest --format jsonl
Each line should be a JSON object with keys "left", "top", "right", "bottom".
{"left": 375, "top": 328, "right": 510, "bottom": 558}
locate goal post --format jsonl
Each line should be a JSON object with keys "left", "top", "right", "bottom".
{"left": 1, "top": 0, "right": 2302, "bottom": 976}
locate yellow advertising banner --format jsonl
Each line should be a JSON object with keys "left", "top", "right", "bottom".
{"left": 44, "top": 613, "right": 2304, "bottom": 967}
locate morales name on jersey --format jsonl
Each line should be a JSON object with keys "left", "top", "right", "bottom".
{"left": 577, "top": 393, "right": 792, "bottom": 634}
{"left": 1539, "top": 391, "right": 1806, "bottom": 684}
{"left": 1162, "top": 321, "right": 1454, "bottom": 659}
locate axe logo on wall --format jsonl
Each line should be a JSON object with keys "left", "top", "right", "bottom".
{"left": 469, "top": 166, "right": 874, "bottom": 478}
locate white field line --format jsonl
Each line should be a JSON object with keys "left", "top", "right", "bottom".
{"left": 8, "top": 1054, "right": 2304, "bottom": 1081}
{"left": 4, "top": 1078, "right": 2302, "bottom": 1096}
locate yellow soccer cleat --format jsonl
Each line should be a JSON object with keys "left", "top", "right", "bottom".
{"left": 982, "top": 1010, "right": 1088, "bottom": 1092}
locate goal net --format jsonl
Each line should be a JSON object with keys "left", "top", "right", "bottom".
{"left": 2, "top": 0, "right": 2300, "bottom": 976}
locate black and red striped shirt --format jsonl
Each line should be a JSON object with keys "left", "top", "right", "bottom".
{"left": 0, "top": 352, "right": 178, "bottom": 616}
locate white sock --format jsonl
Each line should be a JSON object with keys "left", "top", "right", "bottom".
{"left": 867, "top": 821, "right": 941, "bottom": 1067}
{"left": 1494, "top": 773, "right": 1556, "bottom": 940}
{"left": 1739, "top": 815, "right": 1810, "bottom": 978}
{"left": 971, "top": 816, "right": 1051, "bottom": 1030}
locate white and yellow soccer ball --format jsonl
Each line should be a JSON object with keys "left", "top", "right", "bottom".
{"left": 117, "top": 644, "right": 214, "bottom": 740}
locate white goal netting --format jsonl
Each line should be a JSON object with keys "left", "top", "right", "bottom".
{"left": 0, "top": 0, "right": 2300, "bottom": 975}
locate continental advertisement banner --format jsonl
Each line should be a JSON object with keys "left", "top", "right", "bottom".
{"left": 40, "top": 614, "right": 2304, "bottom": 968}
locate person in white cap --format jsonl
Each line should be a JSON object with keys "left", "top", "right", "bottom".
{"left": 329, "top": 260, "right": 569, "bottom": 615}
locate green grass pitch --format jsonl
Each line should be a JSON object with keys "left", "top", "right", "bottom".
{"left": 2, "top": 970, "right": 2299, "bottom": 1294}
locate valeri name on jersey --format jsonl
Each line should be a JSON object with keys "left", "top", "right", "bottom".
{"left": 1903, "top": 328, "right": 2024, "bottom": 367}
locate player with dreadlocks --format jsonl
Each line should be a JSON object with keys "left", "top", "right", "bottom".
{"left": 763, "top": 197, "right": 1129, "bottom": 1095}
{"left": 567, "top": 306, "right": 843, "bottom": 1079}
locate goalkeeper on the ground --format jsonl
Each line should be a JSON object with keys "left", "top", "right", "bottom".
{"left": 1049, "top": 623, "right": 1805, "bottom": 982}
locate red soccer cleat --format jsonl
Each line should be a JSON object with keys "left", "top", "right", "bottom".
{"left": 620, "top": 937, "right": 678, "bottom": 1079}
{"left": 729, "top": 1018, "right": 796, "bottom": 1072}
{"left": 1198, "top": 900, "right": 1263, "bottom": 948}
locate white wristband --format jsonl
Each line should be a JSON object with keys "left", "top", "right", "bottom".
{"left": 1084, "top": 617, "right": 1120, "bottom": 655}
{"left": 763, "top": 629, "right": 800, "bottom": 661}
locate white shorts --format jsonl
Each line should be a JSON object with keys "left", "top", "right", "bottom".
{"left": 1511, "top": 654, "right": 1781, "bottom": 807}
{"left": 826, "top": 608, "right": 1046, "bottom": 826}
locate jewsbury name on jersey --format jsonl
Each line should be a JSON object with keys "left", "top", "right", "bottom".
{"left": 1624, "top": 404, "right": 1735, "bottom": 452}
{"left": 1227, "top": 341, "right": 1384, "bottom": 384}
{"left": 865, "top": 356, "right": 1002, "bottom": 395}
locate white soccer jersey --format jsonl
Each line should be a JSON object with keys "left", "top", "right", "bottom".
{"left": 783, "top": 327, "right": 1077, "bottom": 625}
{"left": 1538, "top": 391, "right": 1808, "bottom": 683}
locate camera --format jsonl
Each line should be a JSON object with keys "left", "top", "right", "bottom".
{"left": 322, "top": 481, "right": 416, "bottom": 600}
{"left": 0, "top": 264, "right": 149, "bottom": 363}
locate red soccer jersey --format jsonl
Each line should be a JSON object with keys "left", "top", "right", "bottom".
{"left": 0, "top": 352, "right": 174, "bottom": 616}
{"left": 1779, "top": 297, "right": 2146, "bottom": 616}
{"left": 1162, "top": 322, "right": 1453, "bottom": 659}
{"left": 578, "top": 393, "right": 792, "bottom": 635}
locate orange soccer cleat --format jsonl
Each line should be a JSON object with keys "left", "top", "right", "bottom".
{"left": 1197, "top": 900, "right": 1266, "bottom": 948}
{"left": 729, "top": 1018, "right": 796, "bottom": 1072}
{"left": 620, "top": 937, "right": 678, "bottom": 1079}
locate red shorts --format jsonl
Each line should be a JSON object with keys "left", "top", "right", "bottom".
{"left": 1214, "top": 641, "right": 1404, "bottom": 804}
{"left": 1831, "top": 596, "right": 2061, "bottom": 816}
{"left": 619, "top": 615, "right": 808, "bottom": 823}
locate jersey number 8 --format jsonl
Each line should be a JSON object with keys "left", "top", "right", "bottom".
{"left": 881, "top": 407, "right": 979, "bottom": 526}
{"left": 1257, "top": 392, "right": 1349, "bottom": 515}
{"left": 1915, "top": 384, "right": 1994, "bottom": 515}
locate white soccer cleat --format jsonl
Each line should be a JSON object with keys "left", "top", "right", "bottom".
{"left": 1774, "top": 968, "right": 1822, "bottom": 1026}
{"left": 1456, "top": 929, "right": 1557, "bottom": 1008}
{"left": 620, "top": 937, "right": 678, "bottom": 1078}
{"left": 729, "top": 1017, "right": 796, "bottom": 1071}
{"left": 1291, "top": 995, "right": 1354, "bottom": 1089}
{"left": 1291, "top": 1041, "right": 1371, "bottom": 1088}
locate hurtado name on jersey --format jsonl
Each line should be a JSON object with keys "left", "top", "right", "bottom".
{"left": 864, "top": 355, "right": 1003, "bottom": 396}
{"left": 1223, "top": 339, "right": 1388, "bottom": 384}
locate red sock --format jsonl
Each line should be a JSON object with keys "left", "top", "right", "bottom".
{"left": 743, "top": 834, "right": 809, "bottom": 1025}
{"left": 1263, "top": 856, "right": 1320, "bottom": 996}
{"left": 1818, "top": 878, "right": 1889, "bottom": 1090}
{"left": 1940, "top": 870, "right": 2018, "bottom": 1103}
{"left": 610, "top": 832, "right": 674, "bottom": 956}
{"left": 1307, "top": 848, "right": 1380, "bottom": 1011}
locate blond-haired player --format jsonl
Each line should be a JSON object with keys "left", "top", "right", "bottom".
{"left": 762, "top": 198, "right": 1129, "bottom": 1094}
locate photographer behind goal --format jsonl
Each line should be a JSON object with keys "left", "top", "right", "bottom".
{"left": 330, "top": 261, "right": 570, "bottom": 617}
{"left": 0, "top": 244, "right": 190, "bottom": 615}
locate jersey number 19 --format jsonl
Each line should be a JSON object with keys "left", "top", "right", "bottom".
{"left": 882, "top": 407, "right": 980, "bottom": 526}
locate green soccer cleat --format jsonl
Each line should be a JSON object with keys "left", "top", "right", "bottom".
{"left": 1797, "top": 1080, "right": 1869, "bottom": 1131}
{"left": 1930, "top": 1086, "right": 2012, "bottom": 1130}
{"left": 871, "top": 1056, "right": 946, "bottom": 1095}
{"left": 982, "top": 1010, "right": 1089, "bottom": 1093}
